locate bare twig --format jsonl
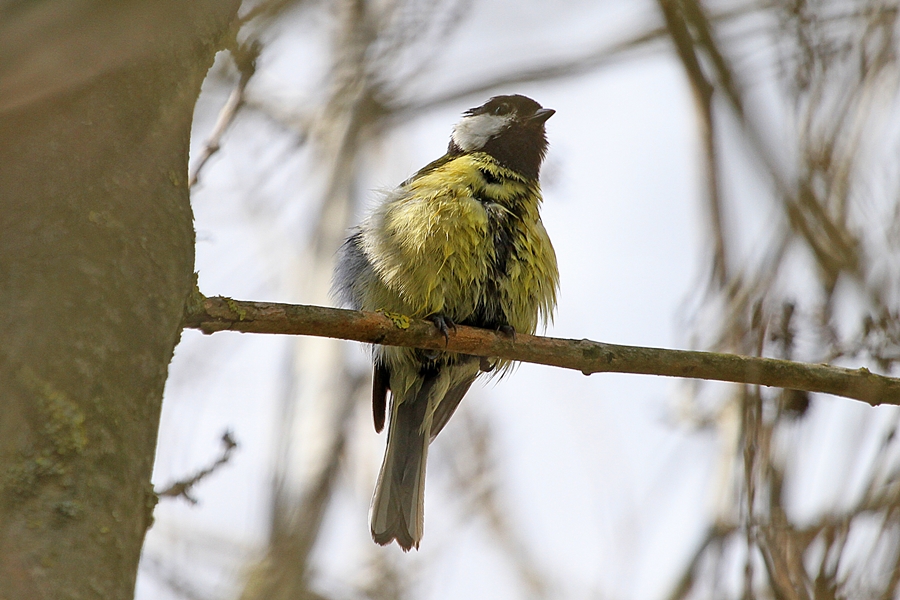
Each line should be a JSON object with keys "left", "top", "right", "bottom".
{"left": 182, "top": 295, "right": 900, "bottom": 405}
{"left": 189, "top": 40, "right": 262, "bottom": 188}
{"left": 157, "top": 431, "right": 239, "bottom": 504}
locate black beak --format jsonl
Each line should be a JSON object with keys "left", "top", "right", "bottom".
{"left": 527, "top": 108, "right": 555, "bottom": 124}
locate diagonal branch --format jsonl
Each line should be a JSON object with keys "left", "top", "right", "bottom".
{"left": 657, "top": 0, "right": 730, "bottom": 288}
{"left": 188, "top": 39, "right": 262, "bottom": 188}
{"left": 182, "top": 294, "right": 900, "bottom": 406}
{"left": 156, "top": 431, "right": 239, "bottom": 504}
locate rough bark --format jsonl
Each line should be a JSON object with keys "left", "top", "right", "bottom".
{"left": 0, "top": 2, "right": 239, "bottom": 598}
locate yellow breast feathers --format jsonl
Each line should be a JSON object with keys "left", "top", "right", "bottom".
{"left": 360, "top": 152, "right": 558, "bottom": 334}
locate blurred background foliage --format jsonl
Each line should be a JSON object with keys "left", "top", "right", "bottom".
{"left": 141, "top": 1, "right": 900, "bottom": 598}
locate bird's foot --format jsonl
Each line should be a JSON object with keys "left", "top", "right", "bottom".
{"left": 497, "top": 324, "right": 516, "bottom": 340}
{"left": 428, "top": 314, "right": 456, "bottom": 345}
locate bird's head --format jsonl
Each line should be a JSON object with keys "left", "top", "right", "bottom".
{"left": 449, "top": 94, "right": 554, "bottom": 180}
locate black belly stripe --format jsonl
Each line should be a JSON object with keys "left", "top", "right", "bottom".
{"left": 468, "top": 186, "right": 527, "bottom": 329}
{"left": 479, "top": 168, "right": 501, "bottom": 186}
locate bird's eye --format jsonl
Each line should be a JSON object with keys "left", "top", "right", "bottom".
{"left": 493, "top": 102, "right": 512, "bottom": 116}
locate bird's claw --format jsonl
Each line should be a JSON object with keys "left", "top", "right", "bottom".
{"left": 429, "top": 314, "right": 456, "bottom": 345}
{"left": 498, "top": 324, "right": 516, "bottom": 339}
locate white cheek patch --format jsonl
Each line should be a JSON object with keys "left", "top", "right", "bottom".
{"left": 451, "top": 113, "right": 513, "bottom": 152}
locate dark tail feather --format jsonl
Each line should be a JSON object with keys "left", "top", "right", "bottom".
{"left": 370, "top": 380, "right": 434, "bottom": 551}
{"left": 429, "top": 375, "right": 476, "bottom": 440}
{"left": 372, "top": 362, "right": 389, "bottom": 433}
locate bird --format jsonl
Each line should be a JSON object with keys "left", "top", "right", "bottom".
{"left": 333, "top": 94, "right": 559, "bottom": 551}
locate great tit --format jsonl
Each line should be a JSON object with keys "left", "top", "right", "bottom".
{"left": 334, "top": 94, "right": 558, "bottom": 550}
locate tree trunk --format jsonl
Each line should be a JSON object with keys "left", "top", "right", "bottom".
{"left": 0, "top": 2, "right": 239, "bottom": 598}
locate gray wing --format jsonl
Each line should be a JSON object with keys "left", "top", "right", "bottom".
{"left": 332, "top": 230, "right": 372, "bottom": 310}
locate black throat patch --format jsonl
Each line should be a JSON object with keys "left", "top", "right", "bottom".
{"left": 479, "top": 123, "right": 548, "bottom": 181}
